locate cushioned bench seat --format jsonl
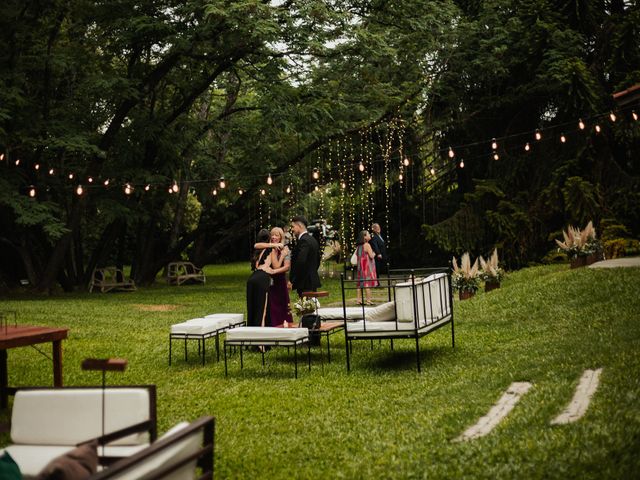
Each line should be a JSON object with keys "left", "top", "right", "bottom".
{"left": 169, "top": 313, "right": 245, "bottom": 365}
{"left": 223, "top": 327, "right": 311, "bottom": 378}
{"left": 316, "top": 307, "right": 374, "bottom": 320}
{"left": 345, "top": 314, "right": 453, "bottom": 337}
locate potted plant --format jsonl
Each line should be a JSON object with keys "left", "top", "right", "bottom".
{"left": 479, "top": 249, "right": 505, "bottom": 292}
{"left": 555, "top": 221, "right": 603, "bottom": 268}
{"left": 452, "top": 252, "right": 480, "bottom": 300}
{"left": 292, "top": 297, "right": 319, "bottom": 319}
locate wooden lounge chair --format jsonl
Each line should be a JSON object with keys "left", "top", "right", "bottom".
{"left": 89, "top": 267, "right": 137, "bottom": 293}
{"left": 166, "top": 262, "right": 206, "bottom": 286}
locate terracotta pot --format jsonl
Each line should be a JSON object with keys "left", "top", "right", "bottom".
{"left": 485, "top": 280, "right": 500, "bottom": 292}
{"left": 459, "top": 290, "right": 475, "bottom": 300}
{"left": 570, "top": 256, "right": 588, "bottom": 269}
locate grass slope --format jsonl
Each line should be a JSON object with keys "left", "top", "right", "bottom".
{"left": 1, "top": 264, "right": 639, "bottom": 478}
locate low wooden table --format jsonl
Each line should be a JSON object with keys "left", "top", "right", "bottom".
{"left": 0, "top": 325, "right": 69, "bottom": 408}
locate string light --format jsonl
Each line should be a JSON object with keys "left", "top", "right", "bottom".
{"left": 595, "top": 124, "right": 601, "bottom": 133}
{"left": 68, "top": 173, "right": 74, "bottom": 179}
{"left": 212, "top": 188, "right": 217, "bottom": 196}
{"left": 560, "top": 133, "right": 567, "bottom": 143}
{"left": 124, "top": 183, "right": 133, "bottom": 195}
{"left": 578, "top": 118, "right": 585, "bottom": 130}
{"left": 493, "top": 153, "right": 499, "bottom": 161}
{"left": 312, "top": 168, "right": 320, "bottom": 180}
{"left": 430, "top": 167, "right": 435, "bottom": 176}
{"left": 399, "top": 172, "right": 403, "bottom": 181}
{"left": 341, "top": 181, "right": 346, "bottom": 189}
{"left": 358, "top": 161, "right": 365, "bottom": 172}
{"left": 459, "top": 159, "right": 465, "bottom": 168}
{"left": 28, "top": 186, "right": 36, "bottom": 198}
{"left": 15, "top": 159, "right": 21, "bottom": 166}
{"left": 403, "top": 157, "right": 410, "bottom": 167}
{"left": 219, "top": 177, "right": 226, "bottom": 189}
{"left": 168, "top": 186, "right": 173, "bottom": 193}
{"left": 524, "top": 142, "right": 531, "bottom": 152}
{"left": 535, "top": 129, "right": 542, "bottom": 141}
{"left": 368, "top": 176, "right": 373, "bottom": 185}
{"left": 286, "top": 185, "right": 291, "bottom": 194}
{"left": 104, "top": 179, "right": 110, "bottom": 187}
{"left": 491, "top": 138, "right": 498, "bottom": 150}
{"left": 314, "top": 185, "right": 319, "bottom": 191}
{"left": 632, "top": 110, "right": 638, "bottom": 121}
{"left": 266, "top": 174, "right": 273, "bottom": 185}
{"left": 34, "top": 163, "right": 40, "bottom": 171}
{"left": 260, "top": 188, "right": 266, "bottom": 195}
{"left": 144, "top": 184, "right": 150, "bottom": 191}
{"left": 609, "top": 112, "right": 616, "bottom": 122}
{"left": 88, "top": 177, "right": 93, "bottom": 183}
{"left": 448, "top": 146, "right": 455, "bottom": 158}
{"left": 0, "top": 153, "right": 4, "bottom": 161}
{"left": 238, "top": 188, "right": 243, "bottom": 195}
{"left": 48, "top": 168, "right": 55, "bottom": 175}
{"left": 76, "top": 185, "right": 84, "bottom": 196}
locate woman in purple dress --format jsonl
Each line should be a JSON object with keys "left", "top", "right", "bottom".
{"left": 355, "top": 230, "right": 378, "bottom": 305}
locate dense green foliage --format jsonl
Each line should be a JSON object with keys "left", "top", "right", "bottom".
{"left": 1, "top": 0, "right": 639, "bottom": 292}
{"left": 1, "top": 263, "right": 639, "bottom": 478}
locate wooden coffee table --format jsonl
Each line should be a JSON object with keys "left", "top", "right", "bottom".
{"left": 287, "top": 321, "right": 343, "bottom": 363}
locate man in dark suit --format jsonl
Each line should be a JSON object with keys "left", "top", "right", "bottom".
{"left": 370, "top": 223, "right": 388, "bottom": 275}
{"left": 288, "top": 215, "right": 321, "bottom": 297}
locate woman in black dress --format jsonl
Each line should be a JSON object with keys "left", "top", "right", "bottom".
{"left": 246, "top": 229, "right": 273, "bottom": 327}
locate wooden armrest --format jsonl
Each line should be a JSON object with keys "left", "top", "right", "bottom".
{"left": 77, "top": 419, "right": 154, "bottom": 449}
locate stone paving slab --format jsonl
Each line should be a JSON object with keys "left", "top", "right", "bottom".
{"left": 588, "top": 257, "right": 640, "bottom": 269}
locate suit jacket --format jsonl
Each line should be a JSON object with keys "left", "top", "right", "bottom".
{"left": 290, "top": 232, "right": 321, "bottom": 294}
{"left": 370, "top": 233, "right": 387, "bottom": 274}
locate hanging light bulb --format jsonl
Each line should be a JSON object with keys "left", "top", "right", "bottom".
{"left": 104, "top": 179, "right": 110, "bottom": 187}
{"left": 314, "top": 185, "right": 319, "bottom": 191}
{"left": 632, "top": 110, "right": 638, "bottom": 121}
{"left": 76, "top": 185, "right": 84, "bottom": 196}
{"left": 491, "top": 138, "right": 498, "bottom": 150}
{"left": 15, "top": 159, "right": 21, "bottom": 166}
{"left": 595, "top": 124, "right": 601, "bottom": 133}
{"left": 238, "top": 188, "right": 243, "bottom": 195}
{"left": 144, "top": 184, "right": 150, "bottom": 191}
{"left": 368, "top": 177, "right": 373, "bottom": 184}
{"left": 286, "top": 185, "right": 291, "bottom": 194}
{"left": 578, "top": 118, "right": 585, "bottom": 130}
{"left": 448, "top": 147, "right": 455, "bottom": 158}
{"left": 260, "top": 188, "right": 266, "bottom": 195}
{"left": 524, "top": 142, "right": 531, "bottom": 152}
{"left": 430, "top": 167, "right": 435, "bottom": 176}
{"left": 398, "top": 172, "right": 403, "bottom": 181}
{"left": 267, "top": 174, "right": 273, "bottom": 185}
{"left": 560, "top": 133, "right": 567, "bottom": 143}
{"left": 493, "top": 153, "right": 499, "bottom": 161}
{"left": 170, "top": 182, "right": 178, "bottom": 193}
{"left": 403, "top": 157, "right": 410, "bottom": 167}
{"left": 48, "top": 168, "right": 55, "bottom": 175}
{"left": 68, "top": 173, "right": 74, "bottom": 179}
{"left": 358, "top": 161, "right": 365, "bottom": 172}
{"left": 535, "top": 129, "right": 542, "bottom": 141}
{"left": 219, "top": 177, "right": 226, "bottom": 189}
{"left": 168, "top": 186, "right": 173, "bottom": 193}
{"left": 212, "top": 188, "right": 217, "bottom": 196}
{"left": 124, "top": 184, "right": 133, "bottom": 195}
{"left": 88, "top": 177, "right": 94, "bottom": 183}
{"left": 341, "top": 181, "right": 346, "bottom": 189}
{"left": 609, "top": 111, "right": 616, "bottom": 122}
{"left": 0, "top": 153, "right": 4, "bottom": 161}
{"left": 312, "top": 168, "right": 320, "bottom": 180}
{"left": 34, "top": 163, "right": 40, "bottom": 171}
{"left": 459, "top": 159, "right": 465, "bottom": 168}
{"left": 28, "top": 186, "right": 36, "bottom": 198}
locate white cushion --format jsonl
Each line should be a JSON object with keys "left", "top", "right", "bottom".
{"left": 11, "top": 389, "right": 151, "bottom": 446}
{"left": 365, "top": 302, "right": 396, "bottom": 322}
{"left": 171, "top": 318, "right": 226, "bottom": 335}
{"left": 105, "top": 422, "right": 200, "bottom": 480}
{"left": 3, "top": 444, "right": 74, "bottom": 478}
{"left": 225, "top": 327, "right": 309, "bottom": 342}
{"left": 203, "top": 313, "right": 244, "bottom": 327}
{"left": 317, "top": 307, "right": 374, "bottom": 319}
{"left": 395, "top": 273, "right": 449, "bottom": 322}
{"left": 346, "top": 320, "right": 417, "bottom": 333}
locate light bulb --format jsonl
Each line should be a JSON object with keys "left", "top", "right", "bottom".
{"left": 578, "top": 119, "right": 585, "bottom": 130}
{"left": 399, "top": 173, "right": 403, "bottom": 181}
{"left": 219, "top": 178, "right": 226, "bottom": 189}
{"left": 34, "top": 163, "right": 40, "bottom": 170}
{"left": 286, "top": 185, "right": 291, "bottom": 194}
{"left": 368, "top": 177, "right": 373, "bottom": 184}
{"left": 632, "top": 111, "right": 638, "bottom": 121}
{"left": 448, "top": 147, "right": 455, "bottom": 158}
{"left": 260, "top": 188, "right": 265, "bottom": 195}
{"left": 430, "top": 167, "right": 435, "bottom": 176}
{"left": 168, "top": 186, "right": 173, "bottom": 193}
{"left": 76, "top": 185, "right": 84, "bottom": 195}
{"left": 238, "top": 188, "right": 243, "bottom": 195}
{"left": 144, "top": 184, "right": 150, "bottom": 191}
{"left": 358, "top": 162, "right": 365, "bottom": 172}
{"left": 493, "top": 153, "right": 499, "bottom": 161}
{"left": 535, "top": 129, "right": 542, "bottom": 141}
{"left": 212, "top": 188, "right": 217, "bottom": 196}
{"left": 403, "top": 158, "right": 410, "bottom": 167}
{"left": 124, "top": 184, "right": 133, "bottom": 195}
{"left": 48, "top": 168, "right": 55, "bottom": 175}
{"left": 104, "top": 179, "right": 110, "bottom": 186}
{"left": 609, "top": 112, "right": 616, "bottom": 122}
{"left": 595, "top": 124, "right": 601, "bottom": 133}
{"left": 524, "top": 142, "right": 531, "bottom": 152}
{"left": 560, "top": 133, "right": 566, "bottom": 143}
{"left": 314, "top": 185, "right": 319, "bottom": 191}
{"left": 267, "top": 174, "right": 273, "bottom": 185}
{"left": 88, "top": 177, "right": 94, "bottom": 183}
{"left": 0, "top": 153, "right": 4, "bottom": 161}
{"left": 171, "top": 182, "right": 178, "bottom": 193}
{"left": 341, "top": 182, "right": 346, "bottom": 189}
{"left": 15, "top": 159, "right": 20, "bottom": 166}
{"left": 459, "top": 160, "right": 464, "bottom": 168}
{"left": 29, "top": 187, "right": 36, "bottom": 198}
{"left": 312, "top": 168, "right": 319, "bottom": 180}
{"left": 68, "top": 173, "right": 74, "bottom": 179}
{"left": 491, "top": 138, "right": 498, "bottom": 150}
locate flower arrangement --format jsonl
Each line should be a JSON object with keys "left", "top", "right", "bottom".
{"left": 451, "top": 252, "right": 480, "bottom": 293}
{"left": 479, "top": 249, "right": 505, "bottom": 283}
{"left": 555, "top": 221, "right": 602, "bottom": 259}
{"left": 292, "top": 297, "right": 320, "bottom": 317}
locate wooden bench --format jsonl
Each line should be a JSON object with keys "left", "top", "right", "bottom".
{"left": 167, "top": 262, "right": 206, "bottom": 286}
{"left": 89, "top": 267, "right": 136, "bottom": 293}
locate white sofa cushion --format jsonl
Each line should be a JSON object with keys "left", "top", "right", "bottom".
{"left": 365, "top": 302, "right": 396, "bottom": 322}
{"left": 225, "top": 327, "right": 309, "bottom": 342}
{"left": 11, "top": 389, "right": 151, "bottom": 446}
{"left": 317, "top": 307, "right": 374, "bottom": 319}
{"left": 171, "top": 318, "right": 225, "bottom": 335}
{"left": 203, "top": 313, "right": 244, "bottom": 326}
{"left": 395, "top": 273, "right": 449, "bottom": 322}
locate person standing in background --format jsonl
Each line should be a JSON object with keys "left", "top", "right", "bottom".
{"left": 370, "top": 223, "right": 388, "bottom": 275}
{"left": 288, "top": 215, "right": 321, "bottom": 297}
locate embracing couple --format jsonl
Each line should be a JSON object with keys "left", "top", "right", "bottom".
{"left": 246, "top": 215, "right": 321, "bottom": 328}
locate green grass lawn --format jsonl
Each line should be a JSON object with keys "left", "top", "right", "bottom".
{"left": 2, "top": 263, "right": 639, "bottom": 478}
